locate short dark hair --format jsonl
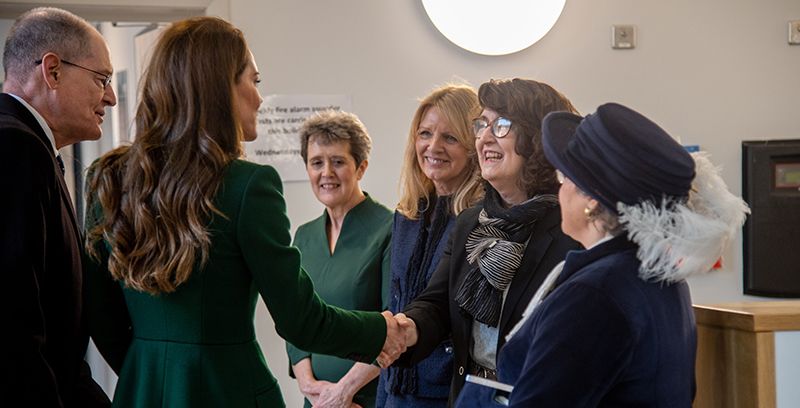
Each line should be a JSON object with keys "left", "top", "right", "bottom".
{"left": 478, "top": 78, "right": 578, "bottom": 197}
{"left": 3, "top": 7, "right": 95, "bottom": 80}
{"left": 299, "top": 110, "right": 372, "bottom": 167}
{"left": 576, "top": 186, "right": 624, "bottom": 236}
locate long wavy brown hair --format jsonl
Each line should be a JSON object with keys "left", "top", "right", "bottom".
{"left": 85, "top": 17, "right": 249, "bottom": 294}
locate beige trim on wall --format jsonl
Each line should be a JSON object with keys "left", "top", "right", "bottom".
{"left": 0, "top": 1, "right": 210, "bottom": 22}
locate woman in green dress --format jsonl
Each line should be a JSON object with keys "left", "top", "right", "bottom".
{"left": 83, "top": 17, "right": 405, "bottom": 408}
{"left": 287, "top": 110, "right": 393, "bottom": 408}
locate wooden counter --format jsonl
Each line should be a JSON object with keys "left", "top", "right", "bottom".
{"left": 693, "top": 301, "right": 800, "bottom": 408}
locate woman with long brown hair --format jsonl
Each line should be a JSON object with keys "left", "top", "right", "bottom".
{"left": 83, "top": 16, "right": 404, "bottom": 408}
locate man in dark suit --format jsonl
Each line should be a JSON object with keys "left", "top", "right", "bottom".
{"left": 0, "top": 7, "right": 117, "bottom": 407}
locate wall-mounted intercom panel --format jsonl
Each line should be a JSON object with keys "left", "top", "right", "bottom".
{"left": 742, "top": 140, "right": 800, "bottom": 297}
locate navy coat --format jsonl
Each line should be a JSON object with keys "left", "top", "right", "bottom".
{"left": 457, "top": 235, "right": 697, "bottom": 407}
{"left": 378, "top": 209, "right": 456, "bottom": 408}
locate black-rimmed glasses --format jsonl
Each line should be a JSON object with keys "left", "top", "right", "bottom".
{"left": 34, "top": 58, "right": 112, "bottom": 88}
{"left": 472, "top": 116, "right": 512, "bottom": 138}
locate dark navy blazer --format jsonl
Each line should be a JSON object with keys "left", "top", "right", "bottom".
{"left": 457, "top": 235, "right": 697, "bottom": 407}
{"left": 377, "top": 210, "right": 456, "bottom": 407}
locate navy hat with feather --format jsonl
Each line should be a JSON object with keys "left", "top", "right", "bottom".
{"left": 542, "top": 102, "right": 695, "bottom": 213}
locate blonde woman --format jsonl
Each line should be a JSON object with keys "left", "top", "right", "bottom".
{"left": 377, "top": 84, "right": 483, "bottom": 408}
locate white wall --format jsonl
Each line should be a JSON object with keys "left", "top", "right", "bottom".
{"left": 0, "top": 19, "right": 13, "bottom": 82}
{"left": 229, "top": 0, "right": 800, "bottom": 303}
{"left": 775, "top": 331, "right": 800, "bottom": 407}
{"left": 3, "top": 1, "right": 798, "bottom": 405}
{"left": 227, "top": 1, "right": 799, "bottom": 405}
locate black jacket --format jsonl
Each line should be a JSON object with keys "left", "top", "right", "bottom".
{"left": 0, "top": 93, "right": 110, "bottom": 407}
{"left": 401, "top": 204, "right": 580, "bottom": 405}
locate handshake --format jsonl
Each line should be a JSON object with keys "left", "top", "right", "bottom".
{"left": 375, "top": 311, "right": 418, "bottom": 368}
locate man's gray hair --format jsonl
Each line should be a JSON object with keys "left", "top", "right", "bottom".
{"left": 3, "top": 7, "right": 95, "bottom": 80}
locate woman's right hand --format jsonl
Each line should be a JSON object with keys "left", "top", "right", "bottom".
{"left": 376, "top": 311, "right": 409, "bottom": 367}
{"left": 394, "top": 312, "right": 418, "bottom": 347}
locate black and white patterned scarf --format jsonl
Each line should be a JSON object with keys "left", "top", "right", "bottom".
{"left": 454, "top": 185, "right": 558, "bottom": 327}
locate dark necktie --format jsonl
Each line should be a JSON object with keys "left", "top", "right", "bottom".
{"left": 56, "top": 154, "right": 65, "bottom": 175}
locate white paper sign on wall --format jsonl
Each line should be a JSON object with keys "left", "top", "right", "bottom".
{"left": 245, "top": 94, "right": 352, "bottom": 182}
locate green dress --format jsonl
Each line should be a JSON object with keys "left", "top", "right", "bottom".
{"left": 287, "top": 194, "right": 392, "bottom": 408}
{"left": 84, "top": 160, "right": 386, "bottom": 408}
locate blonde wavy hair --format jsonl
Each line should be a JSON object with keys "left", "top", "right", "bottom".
{"left": 397, "top": 84, "right": 483, "bottom": 219}
{"left": 85, "top": 17, "right": 249, "bottom": 294}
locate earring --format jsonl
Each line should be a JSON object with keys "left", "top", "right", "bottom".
{"left": 584, "top": 207, "right": 593, "bottom": 220}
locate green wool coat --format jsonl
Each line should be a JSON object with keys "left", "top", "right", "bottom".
{"left": 84, "top": 160, "right": 386, "bottom": 408}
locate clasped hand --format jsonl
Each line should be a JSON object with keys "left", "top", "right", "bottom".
{"left": 376, "top": 311, "right": 418, "bottom": 368}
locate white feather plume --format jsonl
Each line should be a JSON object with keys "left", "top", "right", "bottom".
{"left": 617, "top": 152, "right": 750, "bottom": 283}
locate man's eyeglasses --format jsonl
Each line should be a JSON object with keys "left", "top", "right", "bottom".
{"left": 34, "top": 58, "right": 112, "bottom": 88}
{"left": 472, "top": 116, "right": 512, "bottom": 138}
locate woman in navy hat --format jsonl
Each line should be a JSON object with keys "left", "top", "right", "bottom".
{"left": 456, "top": 102, "right": 749, "bottom": 407}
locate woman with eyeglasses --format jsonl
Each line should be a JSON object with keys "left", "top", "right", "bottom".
{"left": 392, "top": 78, "right": 581, "bottom": 405}
{"left": 454, "top": 103, "right": 748, "bottom": 407}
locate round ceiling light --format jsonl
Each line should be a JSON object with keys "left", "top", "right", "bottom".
{"left": 421, "top": 0, "right": 567, "bottom": 56}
